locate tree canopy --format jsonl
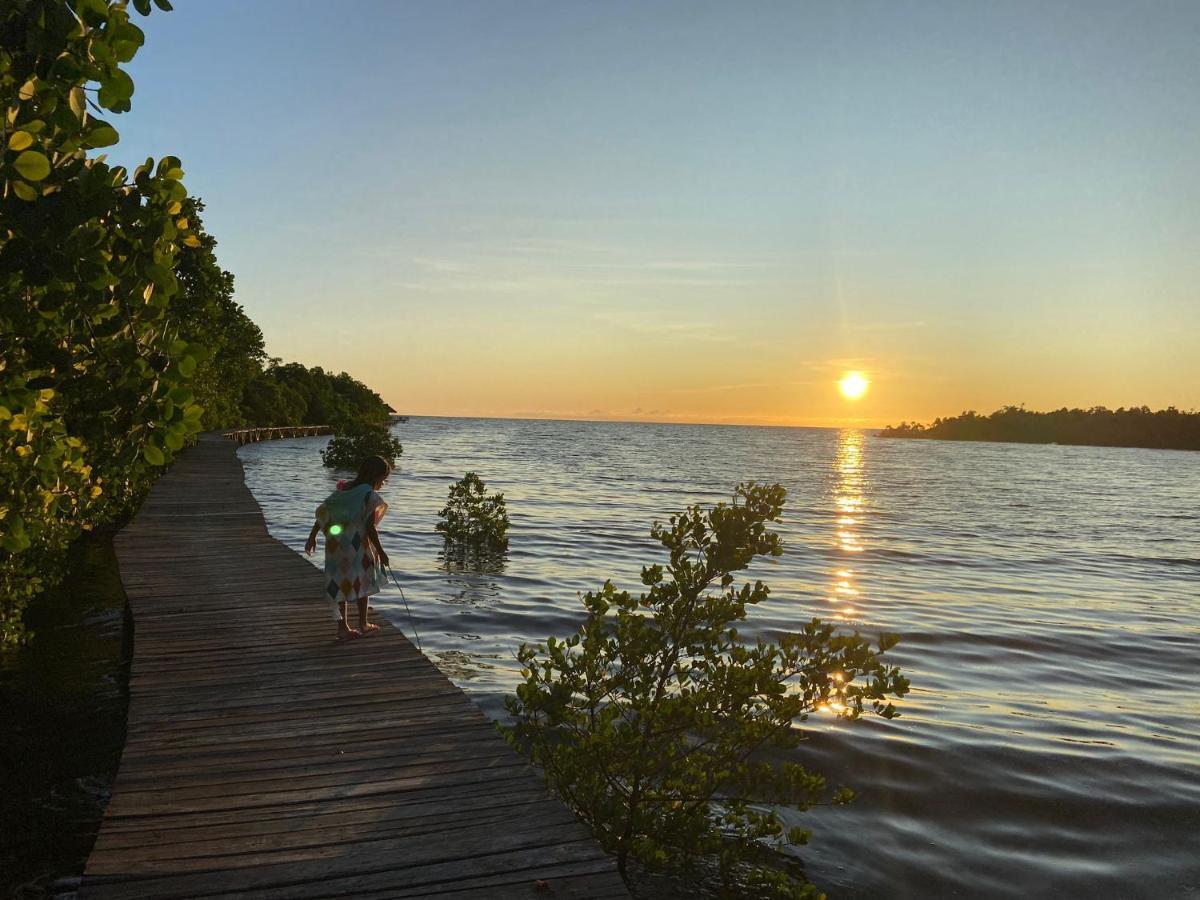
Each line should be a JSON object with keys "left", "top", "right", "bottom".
{"left": 169, "top": 198, "right": 393, "bottom": 431}
{"left": 2, "top": 0, "right": 205, "bottom": 644}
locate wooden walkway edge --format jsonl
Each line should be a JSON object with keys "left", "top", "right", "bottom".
{"left": 80, "top": 433, "right": 628, "bottom": 899}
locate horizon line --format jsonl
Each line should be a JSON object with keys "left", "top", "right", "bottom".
{"left": 389, "top": 412, "right": 883, "bottom": 430}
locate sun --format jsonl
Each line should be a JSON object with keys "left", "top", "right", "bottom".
{"left": 838, "top": 371, "right": 870, "bottom": 400}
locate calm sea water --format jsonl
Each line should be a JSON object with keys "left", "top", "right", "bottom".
{"left": 238, "top": 418, "right": 1200, "bottom": 898}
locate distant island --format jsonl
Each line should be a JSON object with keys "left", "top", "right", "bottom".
{"left": 879, "top": 406, "right": 1200, "bottom": 452}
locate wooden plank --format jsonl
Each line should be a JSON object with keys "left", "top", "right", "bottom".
{"left": 79, "top": 433, "right": 627, "bottom": 898}
{"left": 86, "top": 797, "right": 572, "bottom": 868}
{"left": 84, "top": 833, "right": 608, "bottom": 899}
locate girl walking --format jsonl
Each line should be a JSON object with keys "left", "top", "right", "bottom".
{"left": 305, "top": 455, "right": 391, "bottom": 640}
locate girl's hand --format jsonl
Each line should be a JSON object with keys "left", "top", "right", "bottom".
{"left": 304, "top": 535, "right": 317, "bottom": 556}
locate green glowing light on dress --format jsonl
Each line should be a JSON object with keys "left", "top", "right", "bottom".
{"left": 329, "top": 524, "right": 343, "bottom": 536}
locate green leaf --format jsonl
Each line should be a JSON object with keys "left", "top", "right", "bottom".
{"left": 85, "top": 124, "right": 120, "bottom": 148}
{"left": 97, "top": 70, "right": 135, "bottom": 107}
{"left": 13, "top": 151, "right": 50, "bottom": 182}
{"left": 142, "top": 444, "right": 164, "bottom": 466}
{"left": 185, "top": 342, "right": 211, "bottom": 363}
{"left": 7, "top": 131, "right": 33, "bottom": 151}
{"left": 113, "top": 41, "right": 138, "bottom": 63}
{"left": 158, "top": 156, "right": 184, "bottom": 180}
{"left": 115, "top": 21, "right": 147, "bottom": 46}
{"left": 154, "top": 0, "right": 174, "bottom": 10}
{"left": 111, "top": 23, "right": 146, "bottom": 63}
{"left": 11, "top": 180, "right": 38, "bottom": 201}
{"left": 145, "top": 262, "right": 172, "bottom": 286}
{"left": 178, "top": 355, "right": 196, "bottom": 377}
{"left": 69, "top": 86, "right": 87, "bottom": 120}
{"left": 75, "top": 0, "right": 108, "bottom": 22}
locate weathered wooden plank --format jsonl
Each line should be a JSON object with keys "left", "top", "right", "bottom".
{"left": 118, "top": 714, "right": 495, "bottom": 761}
{"left": 113, "top": 743, "right": 519, "bottom": 791}
{"left": 102, "top": 757, "right": 529, "bottom": 815}
{"left": 94, "top": 779, "right": 545, "bottom": 841}
{"left": 205, "top": 840, "right": 615, "bottom": 900}
{"left": 86, "top": 796, "right": 571, "bottom": 868}
{"left": 85, "top": 832, "right": 607, "bottom": 898}
{"left": 111, "top": 726, "right": 508, "bottom": 782}
{"left": 79, "top": 433, "right": 627, "bottom": 899}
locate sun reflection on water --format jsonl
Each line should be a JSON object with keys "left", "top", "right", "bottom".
{"left": 832, "top": 430, "right": 867, "bottom": 625}
{"left": 817, "top": 430, "right": 871, "bottom": 715}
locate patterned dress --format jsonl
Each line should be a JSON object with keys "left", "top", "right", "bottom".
{"left": 315, "top": 483, "right": 389, "bottom": 618}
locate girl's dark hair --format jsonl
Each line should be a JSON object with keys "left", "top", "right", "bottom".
{"left": 346, "top": 455, "right": 390, "bottom": 490}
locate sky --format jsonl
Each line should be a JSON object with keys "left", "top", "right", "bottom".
{"left": 113, "top": 1, "right": 1200, "bottom": 427}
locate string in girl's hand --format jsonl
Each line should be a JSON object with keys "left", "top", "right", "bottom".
{"left": 382, "top": 563, "right": 422, "bottom": 652}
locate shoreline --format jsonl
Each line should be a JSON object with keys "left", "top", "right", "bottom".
{"left": 878, "top": 432, "right": 1200, "bottom": 453}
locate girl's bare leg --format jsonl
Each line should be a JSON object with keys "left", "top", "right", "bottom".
{"left": 357, "top": 597, "right": 379, "bottom": 633}
{"left": 337, "top": 600, "right": 359, "bottom": 640}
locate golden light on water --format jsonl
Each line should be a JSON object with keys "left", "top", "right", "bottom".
{"left": 832, "top": 430, "right": 867, "bottom": 624}
{"left": 838, "top": 371, "right": 870, "bottom": 400}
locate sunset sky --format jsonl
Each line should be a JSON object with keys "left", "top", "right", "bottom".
{"left": 115, "top": 1, "right": 1199, "bottom": 427}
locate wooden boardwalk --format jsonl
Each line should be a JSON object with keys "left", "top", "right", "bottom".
{"left": 80, "top": 434, "right": 627, "bottom": 899}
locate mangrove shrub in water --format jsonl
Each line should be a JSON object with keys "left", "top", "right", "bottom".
{"left": 321, "top": 422, "right": 403, "bottom": 469}
{"left": 436, "top": 472, "right": 510, "bottom": 552}
{"left": 503, "top": 482, "right": 909, "bottom": 897}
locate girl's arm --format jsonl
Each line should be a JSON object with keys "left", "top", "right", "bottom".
{"left": 365, "top": 520, "right": 389, "bottom": 568}
{"left": 304, "top": 521, "right": 320, "bottom": 556}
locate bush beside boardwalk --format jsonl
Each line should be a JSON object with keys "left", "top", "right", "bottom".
{"left": 880, "top": 405, "right": 1200, "bottom": 451}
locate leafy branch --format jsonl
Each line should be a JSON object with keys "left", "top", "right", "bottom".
{"left": 502, "top": 482, "right": 910, "bottom": 897}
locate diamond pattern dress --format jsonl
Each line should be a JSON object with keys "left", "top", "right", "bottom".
{"left": 315, "top": 483, "right": 389, "bottom": 617}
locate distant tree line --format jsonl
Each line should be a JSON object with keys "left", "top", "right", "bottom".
{"left": 880, "top": 405, "right": 1200, "bottom": 451}
{"left": 174, "top": 199, "right": 392, "bottom": 431}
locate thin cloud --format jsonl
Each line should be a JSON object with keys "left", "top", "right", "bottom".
{"left": 591, "top": 309, "right": 738, "bottom": 343}
{"left": 843, "top": 320, "right": 928, "bottom": 333}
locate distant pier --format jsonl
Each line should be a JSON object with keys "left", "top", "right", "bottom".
{"left": 222, "top": 425, "right": 332, "bottom": 446}
{"left": 80, "top": 433, "right": 627, "bottom": 898}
